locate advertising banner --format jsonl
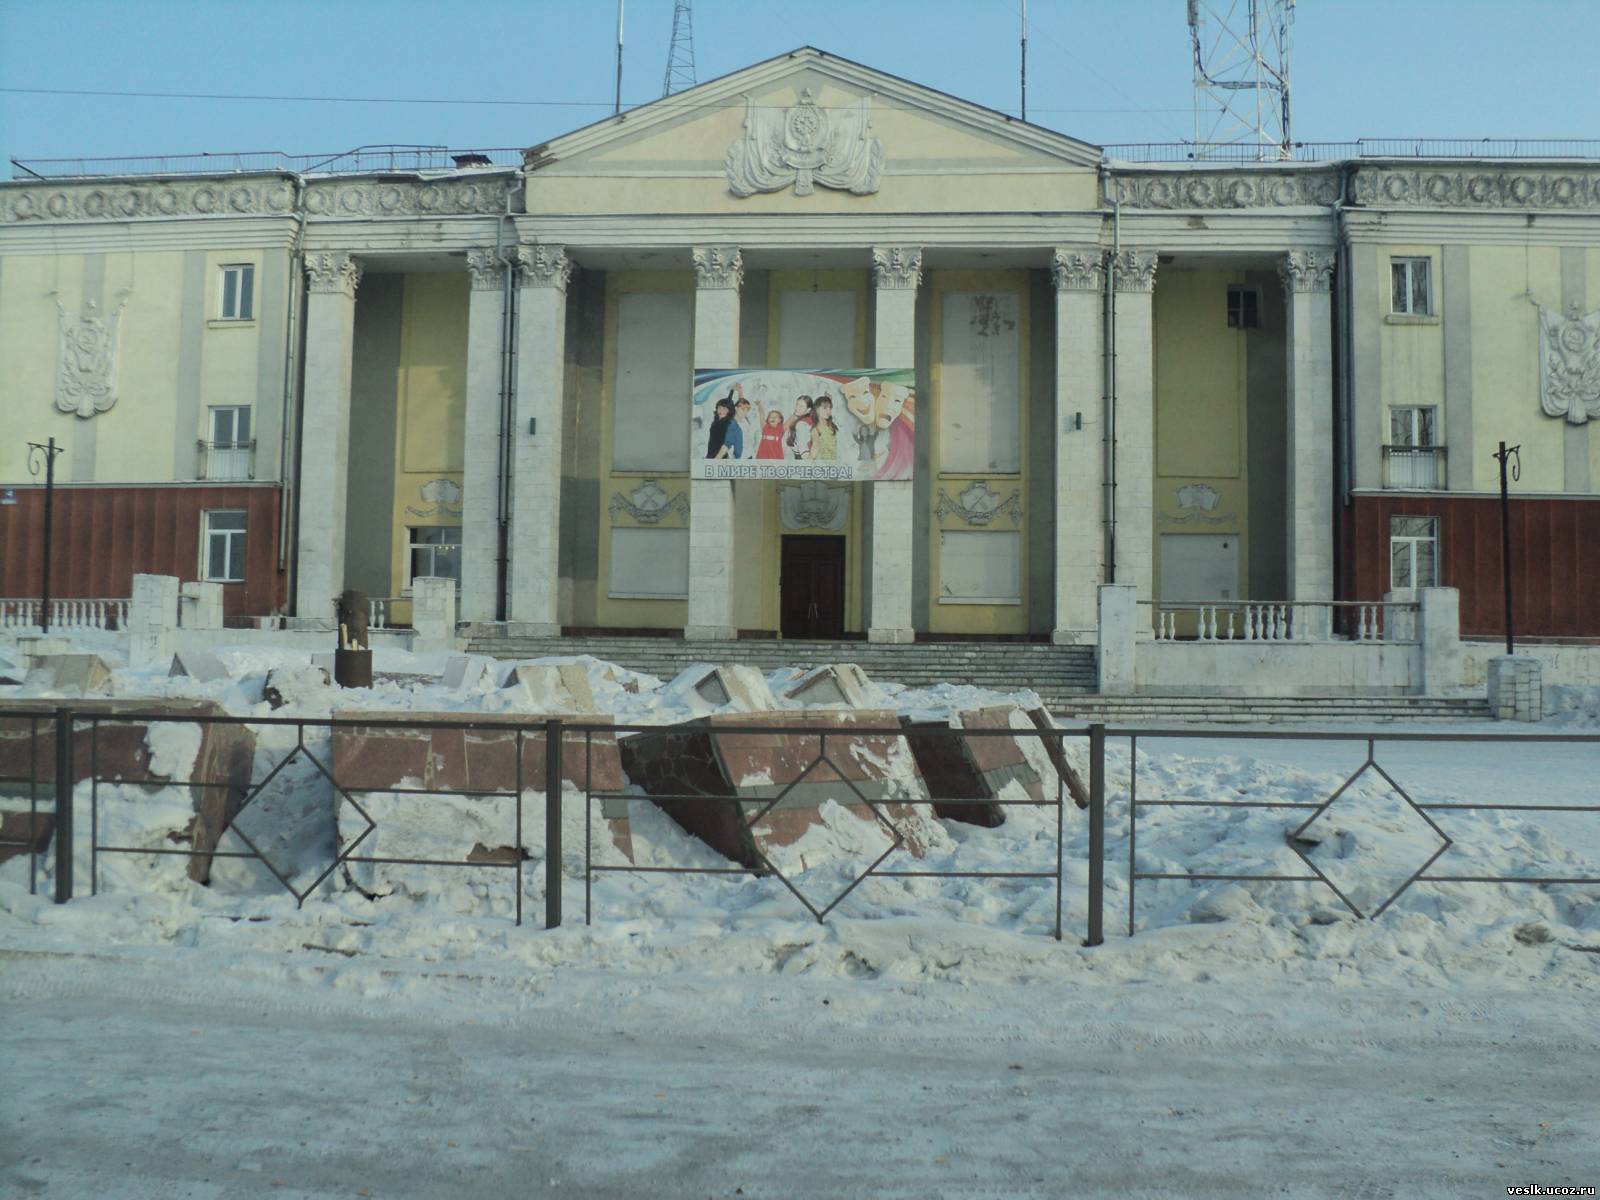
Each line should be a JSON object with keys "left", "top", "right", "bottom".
{"left": 691, "top": 368, "right": 915, "bottom": 482}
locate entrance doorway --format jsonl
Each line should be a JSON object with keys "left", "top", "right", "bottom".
{"left": 780, "top": 535, "right": 845, "bottom": 639}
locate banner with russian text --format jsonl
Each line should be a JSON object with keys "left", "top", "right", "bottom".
{"left": 691, "top": 368, "right": 915, "bottom": 482}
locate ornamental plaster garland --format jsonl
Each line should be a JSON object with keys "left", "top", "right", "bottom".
{"left": 55, "top": 293, "right": 129, "bottom": 419}
{"left": 725, "top": 88, "right": 884, "bottom": 198}
{"left": 1537, "top": 303, "right": 1600, "bottom": 425}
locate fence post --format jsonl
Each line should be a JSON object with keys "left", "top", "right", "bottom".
{"left": 1084, "top": 722, "right": 1105, "bottom": 946}
{"left": 545, "top": 717, "right": 562, "bottom": 930}
{"left": 53, "top": 707, "right": 73, "bottom": 904}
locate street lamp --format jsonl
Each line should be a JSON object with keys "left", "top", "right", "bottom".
{"left": 26, "top": 437, "right": 64, "bottom": 633}
{"left": 1491, "top": 440, "right": 1521, "bottom": 656}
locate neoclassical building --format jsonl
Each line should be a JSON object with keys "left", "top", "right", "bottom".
{"left": 2, "top": 48, "right": 1598, "bottom": 642}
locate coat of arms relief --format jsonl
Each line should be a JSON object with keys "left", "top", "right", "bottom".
{"left": 55, "top": 294, "right": 129, "bottom": 418}
{"left": 725, "top": 88, "right": 884, "bottom": 198}
{"left": 1537, "top": 303, "right": 1600, "bottom": 424}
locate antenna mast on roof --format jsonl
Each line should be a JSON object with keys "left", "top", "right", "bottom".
{"left": 1187, "top": 0, "right": 1294, "bottom": 160}
{"left": 663, "top": 0, "right": 697, "bottom": 97}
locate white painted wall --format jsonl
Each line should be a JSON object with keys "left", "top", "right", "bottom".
{"left": 1136, "top": 642, "right": 1421, "bottom": 696}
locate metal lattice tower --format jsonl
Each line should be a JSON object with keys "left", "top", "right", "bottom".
{"left": 1187, "top": 0, "right": 1294, "bottom": 160}
{"left": 662, "top": 0, "right": 697, "bottom": 97}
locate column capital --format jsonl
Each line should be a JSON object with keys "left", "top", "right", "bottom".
{"left": 1110, "top": 249, "right": 1158, "bottom": 293}
{"left": 692, "top": 246, "right": 743, "bottom": 290}
{"left": 305, "top": 251, "right": 361, "bottom": 298}
{"left": 465, "top": 247, "right": 506, "bottom": 291}
{"left": 1279, "top": 249, "right": 1336, "bottom": 295}
{"left": 1052, "top": 246, "right": 1106, "bottom": 292}
{"left": 514, "top": 243, "right": 572, "bottom": 290}
{"left": 871, "top": 246, "right": 923, "bottom": 290}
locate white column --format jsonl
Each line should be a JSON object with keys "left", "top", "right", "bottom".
{"left": 1051, "top": 247, "right": 1106, "bottom": 644}
{"left": 686, "top": 247, "right": 742, "bottom": 641}
{"left": 508, "top": 244, "right": 571, "bottom": 633}
{"left": 868, "top": 246, "right": 920, "bottom": 644}
{"left": 1111, "top": 250, "right": 1157, "bottom": 618}
{"left": 461, "top": 249, "right": 506, "bottom": 624}
{"left": 1281, "top": 250, "right": 1336, "bottom": 602}
{"left": 295, "top": 251, "right": 361, "bottom": 619}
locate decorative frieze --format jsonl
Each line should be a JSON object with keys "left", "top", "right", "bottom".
{"left": 1111, "top": 249, "right": 1158, "bottom": 293}
{"left": 608, "top": 479, "right": 690, "bottom": 525}
{"left": 1537, "top": 303, "right": 1600, "bottom": 425}
{"left": 725, "top": 88, "right": 884, "bottom": 198}
{"left": 302, "top": 177, "right": 512, "bottom": 218}
{"left": 3, "top": 178, "right": 296, "bottom": 223}
{"left": 465, "top": 247, "right": 506, "bottom": 290}
{"left": 514, "top": 243, "right": 571, "bottom": 290}
{"left": 1279, "top": 249, "right": 1336, "bottom": 295}
{"left": 1350, "top": 166, "right": 1600, "bottom": 210}
{"left": 55, "top": 295, "right": 128, "bottom": 418}
{"left": 935, "top": 481, "right": 1023, "bottom": 528}
{"left": 305, "top": 251, "right": 362, "bottom": 297}
{"left": 871, "top": 246, "right": 922, "bottom": 290}
{"left": 1051, "top": 247, "right": 1105, "bottom": 292}
{"left": 1109, "top": 171, "right": 1341, "bottom": 210}
{"left": 693, "top": 246, "right": 744, "bottom": 290}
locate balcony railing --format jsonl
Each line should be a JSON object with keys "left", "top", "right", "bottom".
{"left": 1150, "top": 600, "right": 1418, "bottom": 644}
{"left": 197, "top": 440, "right": 256, "bottom": 482}
{"left": 0, "top": 598, "right": 129, "bottom": 630}
{"left": 1383, "top": 445, "right": 1446, "bottom": 490}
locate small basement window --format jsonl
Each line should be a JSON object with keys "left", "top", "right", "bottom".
{"left": 1226, "top": 285, "right": 1260, "bottom": 329}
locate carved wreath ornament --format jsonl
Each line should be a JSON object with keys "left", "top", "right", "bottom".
{"left": 609, "top": 479, "right": 689, "bottom": 525}
{"left": 1538, "top": 304, "right": 1600, "bottom": 425}
{"left": 725, "top": 89, "right": 883, "bottom": 198}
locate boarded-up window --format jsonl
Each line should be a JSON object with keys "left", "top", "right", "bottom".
{"left": 777, "top": 289, "right": 857, "bottom": 364}
{"left": 938, "top": 530, "right": 1021, "bottom": 604}
{"left": 939, "top": 291, "right": 1021, "bottom": 473}
{"left": 613, "top": 291, "right": 692, "bottom": 472}
{"left": 608, "top": 527, "right": 689, "bottom": 599}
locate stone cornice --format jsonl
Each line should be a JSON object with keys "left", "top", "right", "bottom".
{"left": 1052, "top": 246, "right": 1105, "bottom": 292}
{"left": 2, "top": 176, "right": 297, "bottom": 223}
{"left": 692, "top": 246, "right": 744, "bottom": 290}
{"left": 1107, "top": 169, "right": 1342, "bottom": 210}
{"left": 1349, "top": 164, "right": 1600, "bottom": 210}
{"left": 305, "top": 251, "right": 362, "bottom": 297}
{"left": 871, "top": 246, "right": 922, "bottom": 290}
{"left": 302, "top": 175, "right": 517, "bottom": 218}
{"left": 1279, "top": 249, "right": 1336, "bottom": 294}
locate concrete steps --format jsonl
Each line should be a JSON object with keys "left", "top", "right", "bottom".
{"left": 1051, "top": 695, "right": 1492, "bottom": 725}
{"left": 462, "top": 632, "right": 1098, "bottom": 703}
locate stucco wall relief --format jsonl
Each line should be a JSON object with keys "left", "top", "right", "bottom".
{"left": 4, "top": 179, "right": 296, "bottom": 223}
{"left": 725, "top": 88, "right": 884, "bottom": 198}
{"left": 1349, "top": 167, "right": 1600, "bottom": 210}
{"left": 54, "top": 294, "right": 128, "bottom": 419}
{"left": 1538, "top": 304, "right": 1600, "bottom": 424}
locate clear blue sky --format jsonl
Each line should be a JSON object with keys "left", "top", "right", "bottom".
{"left": 2, "top": 0, "right": 1597, "bottom": 171}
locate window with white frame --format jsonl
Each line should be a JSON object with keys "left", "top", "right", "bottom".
{"left": 203, "top": 407, "right": 254, "bottom": 480}
{"left": 201, "top": 510, "right": 247, "bottom": 583}
{"left": 1389, "top": 516, "right": 1438, "bottom": 591}
{"left": 1390, "top": 257, "right": 1432, "bottom": 316}
{"left": 1389, "top": 406, "right": 1437, "bottom": 447}
{"left": 219, "top": 264, "right": 255, "bottom": 321}
{"left": 407, "top": 526, "right": 462, "bottom": 590}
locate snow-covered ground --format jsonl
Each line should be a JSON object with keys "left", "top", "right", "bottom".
{"left": 2, "top": 641, "right": 1598, "bottom": 1197}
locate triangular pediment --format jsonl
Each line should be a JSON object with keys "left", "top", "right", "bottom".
{"left": 523, "top": 47, "right": 1103, "bottom": 216}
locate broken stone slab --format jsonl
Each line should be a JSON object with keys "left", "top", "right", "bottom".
{"left": 21, "top": 654, "right": 112, "bottom": 697}
{"left": 668, "top": 663, "right": 775, "bottom": 711}
{"left": 441, "top": 654, "right": 491, "bottom": 691}
{"left": 262, "top": 664, "right": 331, "bottom": 710}
{"left": 328, "top": 709, "right": 633, "bottom": 898}
{"left": 0, "top": 811, "right": 54, "bottom": 866}
{"left": 1024, "top": 707, "right": 1089, "bottom": 810}
{"left": 0, "top": 652, "right": 21, "bottom": 686}
{"left": 776, "top": 663, "right": 874, "bottom": 708}
{"left": 13, "top": 635, "right": 73, "bottom": 665}
{"left": 619, "top": 709, "right": 934, "bottom": 870}
{"left": 0, "top": 698, "right": 256, "bottom": 885}
{"left": 169, "top": 649, "right": 231, "bottom": 684}
{"left": 502, "top": 663, "right": 597, "bottom": 713}
{"left": 901, "top": 704, "right": 1086, "bottom": 827}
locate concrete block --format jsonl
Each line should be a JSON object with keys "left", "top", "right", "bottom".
{"left": 262, "top": 664, "right": 331, "bottom": 710}
{"left": 441, "top": 655, "right": 490, "bottom": 691}
{"left": 14, "top": 635, "right": 73, "bottom": 665}
{"left": 169, "top": 649, "right": 230, "bottom": 684}
{"left": 0, "top": 651, "right": 21, "bottom": 685}
{"left": 619, "top": 710, "right": 933, "bottom": 870}
{"left": 671, "top": 664, "right": 774, "bottom": 711}
{"left": 503, "top": 663, "right": 597, "bottom": 713}
{"left": 21, "top": 654, "right": 112, "bottom": 696}
{"left": 129, "top": 629, "right": 174, "bottom": 669}
{"left": 778, "top": 663, "right": 873, "bottom": 708}
{"left": 1487, "top": 654, "right": 1543, "bottom": 723}
{"left": 179, "top": 581, "right": 224, "bottom": 631}
{"left": 1097, "top": 585, "right": 1138, "bottom": 694}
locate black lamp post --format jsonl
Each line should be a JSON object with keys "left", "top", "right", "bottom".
{"left": 1492, "top": 440, "right": 1521, "bottom": 656}
{"left": 26, "top": 437, "right": 64, "bottom": 634}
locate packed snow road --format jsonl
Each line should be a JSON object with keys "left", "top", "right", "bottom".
{"left": 3, "top": 946, "right": 1594, "bottom": 1199}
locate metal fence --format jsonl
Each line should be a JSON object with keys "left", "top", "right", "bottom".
{"left": 1102, "top": 139, "right": 1600, "bottom": 162}
{"left": 10, "top": 145, "right": 526, "bottom": 180}
{"left": 4, "top": 709, "right": 1597, "bottom": 947}
{"left": 1120, "top": 727, "right": 1600, "bottom": 934}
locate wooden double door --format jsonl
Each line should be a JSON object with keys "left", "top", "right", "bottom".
{"left": 780, "top": 535, "right": 845, "bottom": 640}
